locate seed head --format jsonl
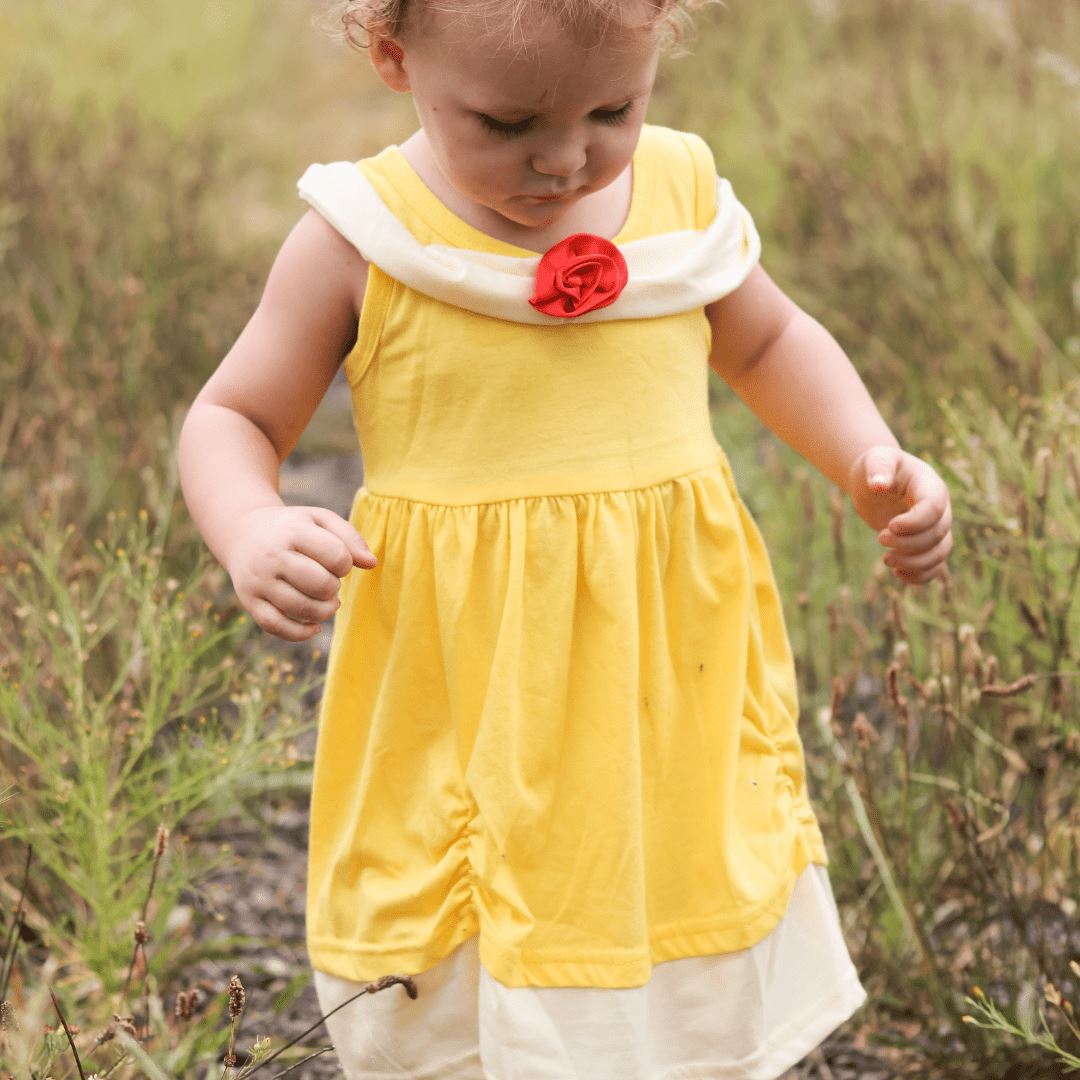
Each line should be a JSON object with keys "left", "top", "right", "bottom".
{"left": 227, "top": 975, "right": 246, "bottom": 1020}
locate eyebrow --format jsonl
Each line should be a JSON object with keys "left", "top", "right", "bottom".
{"left": 468, "top": 87, "right": 649, "bottom": 117}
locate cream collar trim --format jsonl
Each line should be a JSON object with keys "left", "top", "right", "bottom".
{"left": 297, "top": 161, "right": 759, "bottom": 324}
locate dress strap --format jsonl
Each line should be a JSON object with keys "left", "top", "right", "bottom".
{"left": 297, "top": 160, "right": 760, "bottom": 324}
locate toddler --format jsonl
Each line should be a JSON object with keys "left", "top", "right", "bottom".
{"left": 178, "top": 0, "right": 954, "bottom": 1076}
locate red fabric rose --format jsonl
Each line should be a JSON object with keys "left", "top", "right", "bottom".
{"left": 528, "top": 233, "right": 629, "bottom": 318}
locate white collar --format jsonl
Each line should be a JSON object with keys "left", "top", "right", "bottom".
{"left": 297, "top": 160, "right": 759, "bottom": 324}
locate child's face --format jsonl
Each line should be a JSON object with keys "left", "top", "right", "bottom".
{"left": 372, "top": 3, "right": 661, "bottom": 231}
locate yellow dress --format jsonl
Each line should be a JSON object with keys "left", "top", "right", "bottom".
{"left": 299, "top": 122, "right": 835, "bottom": 994}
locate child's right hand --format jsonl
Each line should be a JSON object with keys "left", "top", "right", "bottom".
{"left": 224, "top": 504, "right": 379, "bottom": 642}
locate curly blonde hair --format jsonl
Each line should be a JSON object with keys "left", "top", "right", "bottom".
{"left": 315, "top": 0, "right": 725, "bottom": 61}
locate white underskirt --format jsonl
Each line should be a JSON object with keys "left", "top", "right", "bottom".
{"left": 312, "top": 861, "right": 868, "bottom": 1080}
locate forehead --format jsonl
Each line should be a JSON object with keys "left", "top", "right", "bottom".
{"left": 422, "top": 3, "right": 661, "bottom": 107}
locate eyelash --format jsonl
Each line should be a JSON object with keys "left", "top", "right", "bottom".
{"left": 478, "top": 102, "right": 633, "bottom": 139}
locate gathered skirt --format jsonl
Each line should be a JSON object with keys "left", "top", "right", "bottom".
{"left": 311, "top": 860, "right": 867, "bottom": 1080}
{"left": 308, "top": 452, "right": 835, "bottom": 990}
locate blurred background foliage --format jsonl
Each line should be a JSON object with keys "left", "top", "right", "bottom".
{"left": 1, "top": 1, "right": 1079, "bottom": 1077}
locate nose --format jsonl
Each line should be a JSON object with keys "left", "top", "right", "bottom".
{"left": 530, "top": 138, "right": 587, "bottom": 180}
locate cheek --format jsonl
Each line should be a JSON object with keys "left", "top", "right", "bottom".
{"left": 449, "top": 150, "right": 492, "bottom": 190}
{"left": 429, "top": 117, "right": 493, "bottom": 183}
{"left": 456, "top": 142, "right": 520, "bottom": 193}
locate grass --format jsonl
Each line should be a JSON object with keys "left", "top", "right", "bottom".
{"left": 1, "top": 0, "right": 1079, "bottom": 1075}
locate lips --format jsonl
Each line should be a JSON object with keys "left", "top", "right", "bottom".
{"left": 531, "top": 189, "right": 577, "bottom": 201}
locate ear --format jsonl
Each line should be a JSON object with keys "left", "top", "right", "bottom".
{"left": 369, "top": 35, "right": 411, "bottom": 93}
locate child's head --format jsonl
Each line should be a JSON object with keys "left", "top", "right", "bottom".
{"left": 320, "top": 1, "right": 720, "bottom": 232}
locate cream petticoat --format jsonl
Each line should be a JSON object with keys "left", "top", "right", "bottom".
{"left": 311, "top": 861, "right": 867, "bottom": 1080}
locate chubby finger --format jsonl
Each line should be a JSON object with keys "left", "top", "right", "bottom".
{"left": 264, "top": 574, "right": 342, "bottom": 623}
{"left": 891, "top": 561, "right": 947, "bottom": 585}
{"left": 886, "top": 477, "right": 951, "bottom": 538}
{"left": 276, "top": 549, "right": 343, "bottom": 602}
{"left": 885, "top": 530, "right": 953, "bottom": 573}
{"left": 249, "top": 595, "right": 328, "bottom": 642}
{"left": 880, "top": 503, "right": 953, "bottom": 552}
{"left": 308, "top": 505, "right": 378, "bottom": 570}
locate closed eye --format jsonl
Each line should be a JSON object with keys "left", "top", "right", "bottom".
{"left": 478, "top": 101, "right": 634, "bottom": 139}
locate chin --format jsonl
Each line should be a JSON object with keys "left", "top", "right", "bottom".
{"left": 500, "top": 204, "right": 559, "bottom": 229}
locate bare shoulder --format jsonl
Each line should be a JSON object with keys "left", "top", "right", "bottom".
{"left": 277, "top": 208, "right": 370, "bottom": 319}
{"left": 704, "top": 262, "right": 802, "bottom": 385}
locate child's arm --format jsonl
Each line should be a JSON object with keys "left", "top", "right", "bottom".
{"left": 178, "top": 210, "right": 378, "bottom": 640}
{"left": 706, "top": 264, "right": 954, "bottom": 585}
{"left": 705, "top": 264, "right": 900, "bottom": 494}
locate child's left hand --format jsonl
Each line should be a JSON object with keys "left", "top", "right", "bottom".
{"left": 847, "top": 445, "right": 954, "bottom": 586}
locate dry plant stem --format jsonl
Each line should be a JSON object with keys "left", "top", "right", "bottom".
{"left": 143, "top": 956, "right": 151, "bottom": 1046}
{"left": 1043, "top": 542, "right": 1080, "bottom": 719}
{"left": 264, "top": 1044, "right": 338, "bottom": 1077}
{"left": 0, "top": 385, "right": 18, "bottom": 467}
{"left": 899, "top": 695, "right": 912, "bottom": 883}
{"left": 888, "top": 665, "right": 914, "bottom": 885}
{"left": 0, "top": 842, "right": 31, "bottom": 1006}
{"left": 120, "top": 825, "right": 168, "bottom": 1036}
{"left": 943, "top": 579, "right": 973, "bottom": 793}
{"left": 1017, "top": 461, "right": 1078, "bottom": 721}
{"left": 243, "top": 975, "right": 418, "bottom": 1077}
{"left": 49, "top": 987, "right": 88, "bottom": 1080}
